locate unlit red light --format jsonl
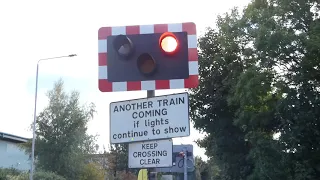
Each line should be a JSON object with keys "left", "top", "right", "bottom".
{"left": 137, "top": 53, "right": 156, "bottom": 76}
{"left": 139, "top": 58, "right": 155, "bottom": 74}
{"left": 161, "top": 36, "right": 178, "bottom": 53}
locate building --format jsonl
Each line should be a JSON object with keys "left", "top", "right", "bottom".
{"left": 0, "top": 132, "right": 31, "bottom": 171}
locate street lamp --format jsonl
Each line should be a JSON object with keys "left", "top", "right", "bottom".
{"left": 30, "top": 54, "right": 77, "bottom": 180}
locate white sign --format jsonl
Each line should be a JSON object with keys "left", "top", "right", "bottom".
{"left": 128, "top": 139, "right": 173, "bottom": 168}
{"left": 110, "top": 93, "right": 190, "bottom": 143}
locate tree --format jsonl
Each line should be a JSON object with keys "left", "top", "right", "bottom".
{"left": 107, "top": 144, "right": 138, "bottom": 179}
{"left": 239, "top": 0, "right": 320, "bottom": 179}
{"left": 190, "top": 9, "right": 254, "bottom": 179}
{"left": 107, "top": 144, "right": 127, "bottom": 178}
{"left": 0, "top": 168, "right": 66, "bottom": 180}
{"left": 189, "top": 0, "right": 320, "bottom": 179}
{"left": 194, "top": 156, "right": 209, "bottom": 180}
{"left": 79, "top": 163, "right": 105, "bottom": 180}
{"left": 23, "top": 79, "right": 98, "bottom": 179}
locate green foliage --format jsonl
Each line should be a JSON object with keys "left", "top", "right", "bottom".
{"left": 190, "top": 8, "right": 253, "bottom": 179}
{"left": 194, "top": 156, "right": 210, "bottom": 180}
{"left": 190, "top": 0, "right": 320, "bottom": 179}
{"left": 107, "top": 144, "right": 138, "bottom": 178}
{"left": 109, "top": 144, "right": 128, "bottom": 174}
{"left": 0, "top": 168, "right": 20, "bottom": 176}
{"left": 21, "top": 79, "right": 98, "bottom": 180}
{"left": 29, "top": 171, "right": 66, "bottom": 180}
{"left": 0, "top": 168, "right": 65, "bottom": 180}
{"left": 0, "top": 168, "right": 20, "bottom": 180}
{"left": 79, "top": 163, "right": 105, "bottom": 180}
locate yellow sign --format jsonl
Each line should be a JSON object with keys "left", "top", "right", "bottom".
{"left": 137, "top": 169, "right": 148, "bottom": 180}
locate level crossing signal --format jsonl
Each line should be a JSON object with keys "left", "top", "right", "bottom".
{"left": 98, "top": 22, "right": 199, "bottom": 92}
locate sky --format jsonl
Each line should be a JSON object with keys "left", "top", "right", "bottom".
{"left": 0, "top": 0, "right": 251, "bottom": 160}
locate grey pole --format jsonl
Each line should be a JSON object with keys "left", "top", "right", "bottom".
{"left": 147, "top": 90, "right": 156, "bottom": 180}
{"left": 29, "top": 54, "right": 77, "bottom": 180}
{"left": 184, "top": 148, "right": 188, "bottom": 180}
{"left": 147, "top": 90, "right": 155, "bottom": 98}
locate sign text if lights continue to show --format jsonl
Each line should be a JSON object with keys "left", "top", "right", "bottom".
{"left": 128, "top": 139, "right": 173, "bottom": 168}
{"left": 109, "top": 93, "right": 190, "bottom": 143}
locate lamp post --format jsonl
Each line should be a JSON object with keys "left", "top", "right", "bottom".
{"left": 30, "top": 54, "right": 77, "bottom": 180}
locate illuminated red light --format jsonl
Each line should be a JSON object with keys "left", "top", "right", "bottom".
{"left": 159, "top": 32, "right": 178, "bottom": 53}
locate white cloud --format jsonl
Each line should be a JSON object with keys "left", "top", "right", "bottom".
{"left": 0, "top": 0, "right": 251, "bottom": 161}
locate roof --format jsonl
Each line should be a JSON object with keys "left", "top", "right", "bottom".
{"left": 0, "top": 132, "right": 30, "bottom": 143}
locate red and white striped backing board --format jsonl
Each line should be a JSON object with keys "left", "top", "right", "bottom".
{"left": 98, "top": 22, "right": 198, "bottom": 92}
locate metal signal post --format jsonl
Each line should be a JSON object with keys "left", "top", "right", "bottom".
{"left": 184, "top": 148, "right": 188, "bottom": 180}
{"left": 147, "top": 90, "right": 156, "bottom": 180}
{"left": 98, "top": 22, "right": 199, "bottom": 179}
